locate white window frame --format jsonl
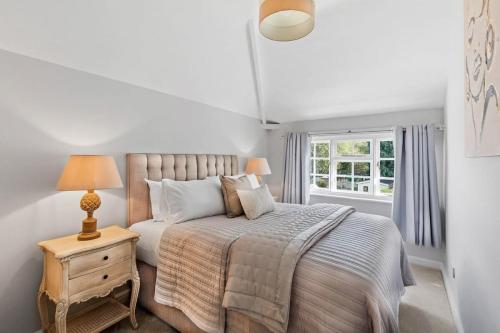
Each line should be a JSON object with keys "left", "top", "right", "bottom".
{"left": 310, "top": 132, "right": 395, "bottom": 200}
{"left": 332, "top": 137, "right": 374, "bottom": 195}
{"left": 376, "top": 138, "right": 395, "bottom": 196}
{"left": 310, "top": 140, "right": 331, "bottom": 189}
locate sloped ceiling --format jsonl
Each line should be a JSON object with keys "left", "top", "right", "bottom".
{"left": 0, "top": 0, "right": 452, "bottom": 123}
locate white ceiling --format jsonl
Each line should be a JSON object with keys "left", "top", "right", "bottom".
{"left": 0, "top": 0, "right": 452, "bottom": 123}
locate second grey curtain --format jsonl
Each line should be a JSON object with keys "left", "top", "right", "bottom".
{"left": 392, "top": 124, "right": 442, "bottom": 248}
{"left": 282, "top": 132, "right": 310, "bottom": 204}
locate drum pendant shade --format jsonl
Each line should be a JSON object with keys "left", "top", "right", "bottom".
{"left": 259, "top": 0, "right": 315, "bottom": 41}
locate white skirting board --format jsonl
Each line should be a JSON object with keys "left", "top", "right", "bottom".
{"left": 408, "top": 256, "right": 464, "bottom": 333}
{"left": 408, "top": 255, "right": 443, "bottom": 270}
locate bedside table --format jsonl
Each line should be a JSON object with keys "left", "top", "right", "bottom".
{"left": 37, "top": 226, "right": 140, "bottom": 333}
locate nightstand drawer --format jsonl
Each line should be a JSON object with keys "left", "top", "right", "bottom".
{"left": 69, "top": 259, "right": 132, "bottom": 297}
{"left": 69, "top": 242, "right": 131, "bottom": 278}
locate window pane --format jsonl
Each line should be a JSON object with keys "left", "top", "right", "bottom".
{"left": 336, "top": 141, "right": 353, "bottom": 155}
{"left": 354, "top": 177, "right": 371, "bottom": 192}
{"left": 315, "top": 176, "right": 330, "bottom": 189}
{"left": 337, "top": 140, "right": 371, "bottom": 156}
{"left": 379, "top": 179, "right": 394, "bottom": 194}
{"left": 354, "top": 162, "right": 371, "bottom": 176}
{"left": 310, "top": 143, "right": 315, "bottom": 157}
{"left": 336, "top": 177, "right": 352, "bottom": 191}
{"left": 336, "top": 162, "right": 352, "bottom": 175}
{"left": 315, "top": 143, "right": 329, "bottom": 158}
{"left": 380, "top": 160, "right": 394, "bottom": 177}
{"left": 310, "top": 175, "right": 314, "bottom": 185}
{"left": 316, "top": 159, "right": 330, "bottom": 174}
{"left": 310, "top": 159, "right": 314, "bottom": 174}
{"left": 354, "top": 141, "right": 371, "bottom": 155}
{"left": 380, "top": 140, "right": 394, "bottom": 158}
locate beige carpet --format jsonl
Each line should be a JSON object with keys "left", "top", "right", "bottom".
{"left": 399, "top": 265, "right": 456, "bottom": 333}
{"left": 105, "top": 264, "right": 456, "bottom": 333}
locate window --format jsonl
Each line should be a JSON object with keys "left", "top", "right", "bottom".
{"left": 310, "top": 133, "right": 395, "bottom": 197}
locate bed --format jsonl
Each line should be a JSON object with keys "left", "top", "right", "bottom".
{"left": 126, "top": 153, "right": 415, "bottom": 333}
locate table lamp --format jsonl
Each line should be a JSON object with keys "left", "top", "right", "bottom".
{"left": 245, "top": 157, "right": 271, "bottom": 183}
{"left": 57, "top": 155, "right": 123, "bottom": 241}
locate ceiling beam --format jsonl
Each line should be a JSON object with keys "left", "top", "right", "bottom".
{"left": 247, "top": 20, "right": 267, "bottom": 126}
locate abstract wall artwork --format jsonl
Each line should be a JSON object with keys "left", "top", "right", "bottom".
{"left": 465, "top": 0, "right": 500, "bottom": 156}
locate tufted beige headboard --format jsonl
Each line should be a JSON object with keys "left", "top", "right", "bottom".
{"left": 126, "top": 153, "right": 239, "bottom": 225}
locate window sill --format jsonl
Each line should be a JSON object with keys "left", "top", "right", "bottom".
{"left": 310, "top": 191, "right": 393, "bottom": 204}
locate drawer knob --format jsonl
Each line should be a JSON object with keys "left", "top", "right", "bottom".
{"left": 103, "top": 274, "right": 109, "bottom": 280}
{"left": 103, "top": 255, "right": 109, "bottom": 261}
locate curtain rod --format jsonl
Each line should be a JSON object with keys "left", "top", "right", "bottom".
{"left": 307, "top": 124, "right": 446, "bottom": 137}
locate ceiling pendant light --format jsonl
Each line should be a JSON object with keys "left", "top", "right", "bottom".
{"left": 259, "top": 0, "right": 315, "bottom": 41}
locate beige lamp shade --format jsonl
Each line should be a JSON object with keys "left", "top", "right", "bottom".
{"left": 259, "top": 0, "right": 315, "bottom": 41}
{"left": 246, "top": 158, "right": 272, "bottom": 176}
{"left": 57, "top": 155, "right": 123, "bottom": 191}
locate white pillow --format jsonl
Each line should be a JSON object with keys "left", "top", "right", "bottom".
{"left": 237, "top": 184, "right": 276, "bottom": 220}
{"left": 144, "top": 179, "right": 167, "bottom": 222}
{"left": 162, "top": 177, "right": 226, "bottom": 224}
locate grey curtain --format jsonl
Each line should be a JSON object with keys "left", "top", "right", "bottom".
{"left": 392, "top": 125, "right": 442, "bottom": 248}
{"left": 282, "top": 132, "right": 310, "bottom": 204}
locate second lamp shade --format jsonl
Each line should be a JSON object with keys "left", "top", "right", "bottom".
{"left": 246, "top": 158, "right": 272, "bottom": 176}
{"left": 259, "top": 0, "right": 315, "bottom": 41}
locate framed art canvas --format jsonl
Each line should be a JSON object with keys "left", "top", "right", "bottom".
{"left": 465, "top": 0, "right": 500, "bottom": 156}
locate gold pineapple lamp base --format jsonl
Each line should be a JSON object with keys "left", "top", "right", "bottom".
{"left": 78, "top": 190, "right": 102, "bottom": 241}
{"left": 56, "top": 155, "right": 123, "bottom": 241}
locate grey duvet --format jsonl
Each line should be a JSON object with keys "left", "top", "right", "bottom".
{"left": 154, "top": 203, "right": 415, "bottom": 333}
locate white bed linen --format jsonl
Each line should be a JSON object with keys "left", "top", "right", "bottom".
{"left": 130, "top": 214, "right": 251, "bottom": 266}
{"left": 129, "top": 220, "right": 170, "bottom": 266}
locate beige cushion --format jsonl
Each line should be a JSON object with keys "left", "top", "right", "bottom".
{"left": 245, "top": 174, "right": 261, "bottom": 189}
{"left": 220, "top": 175, "right": 253, "bottom": 217}
{"left": 237, "top": 184, "right": 276, "bottom": 220}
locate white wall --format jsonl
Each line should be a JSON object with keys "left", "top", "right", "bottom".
{"left": 0, "top": 50, "right": 267, "bottom": 333}
{"left": 266, "top": 109, "right": 446, "bottom": 262}
{"left": 444, "top": 1, "right": 500, "bottom": 332}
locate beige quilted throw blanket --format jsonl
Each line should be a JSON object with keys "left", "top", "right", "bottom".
{"left": 154, "top": 204, "right": 352, "bottom": 333}
{"left": 222, "top": 204, "right": 354, "bottom": 333}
